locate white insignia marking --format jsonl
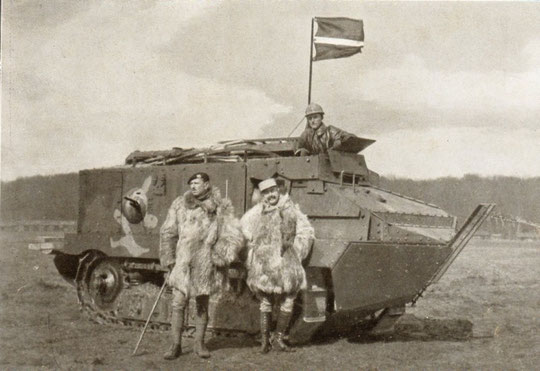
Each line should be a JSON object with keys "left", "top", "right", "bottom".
{"left": 110, "top": 176, "right": 157, "bottom": 257}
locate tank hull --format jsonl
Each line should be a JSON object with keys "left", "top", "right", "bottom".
{"left": 32, "top": 139, "right": 494, "bottom": 342}
{"left": 49, "top": 239, "right": 452, "bottom": 342}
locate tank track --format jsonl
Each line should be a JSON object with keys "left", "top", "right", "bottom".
{"left": 74, "top": 252, "right": 251, "bottom": 339}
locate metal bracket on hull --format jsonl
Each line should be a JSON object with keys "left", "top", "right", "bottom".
{"left": 412, "top": 203, "right": 496, "bottom": 305}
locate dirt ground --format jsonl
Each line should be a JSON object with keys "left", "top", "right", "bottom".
{"left": 1, "top": 232, "right": 538, "bottom": 370}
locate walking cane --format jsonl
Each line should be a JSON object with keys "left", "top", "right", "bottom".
{"left": 132, "top": 274, "right": 169, "bottom": 356}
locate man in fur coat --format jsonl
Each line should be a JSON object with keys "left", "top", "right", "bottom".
{"left": 241, "top": 177, "right": 314, "bottom": 352}
{"left": 159, "top": 172, "right": 243, "bottom": 359}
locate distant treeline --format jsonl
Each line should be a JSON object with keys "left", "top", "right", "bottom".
{"left": 1, "top": 172, "right": 539, "bottom": 224}
{"left": 1, "top": 173, "right": 79, "bottom": 222}
{"left": 379, "top": 174, "right": 540, "bottom": 223}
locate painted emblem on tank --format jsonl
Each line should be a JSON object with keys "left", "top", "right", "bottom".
{"left": 110, "top": 176, "right": 158, "bottom": 257}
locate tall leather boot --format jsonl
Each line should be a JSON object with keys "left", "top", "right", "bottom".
{"left": 273, "top": 311, "right": 295, "bottom": 352}
{"left": 193, "top": 310, "right": 211, "bottom": 358}
{"left": 163, "top": 307, "right": 184, "bottom": 360}
{"left": 260, "top": 311, "right": 271, "bottom": 354}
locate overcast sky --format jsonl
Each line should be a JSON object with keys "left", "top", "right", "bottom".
{"left": 2, "top": 1, "right": 539, "bottom": 181}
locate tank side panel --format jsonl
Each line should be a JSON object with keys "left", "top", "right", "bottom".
{"left": 67, "top": 163, "right": 246, "bottom": 260}
{"left": 333, "top": 184, "right": 450, "bottom": 217}
{"left": 309, "top": 218, "right": 369, "bottom": 241}
{"left": 78, "top": 170, "right": 122, "bottom": 235}
{"left": 331, "top": 242, "right": 451, "bottom": 311}
{"left": 289, "top": 188, "right": 361, "bottom": 218}
{"left": 107, "top": 168, "right": 173, "bottom": 259}
{"left": 246, "top": 156, "right": 320, "bottom": 182}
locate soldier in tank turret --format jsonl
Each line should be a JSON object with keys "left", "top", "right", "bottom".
{"left": 241, "top": 177, "right": 315, "bottom": 353}
{"left": 159, "top": 172, "right": 244, "bottom": 360}
{"left": 295, "top": 103, "right": 356, "bottom": 156}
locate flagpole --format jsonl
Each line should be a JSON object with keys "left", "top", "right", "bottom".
{"left": 308, "top": 17, "right": 314, "bottom": 104}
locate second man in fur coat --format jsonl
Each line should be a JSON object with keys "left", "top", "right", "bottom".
{"left": 241, "top": 177, "right": 314, "bottom": 352}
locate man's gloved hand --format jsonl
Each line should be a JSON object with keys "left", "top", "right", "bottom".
{"left": 332, "top": 139, "right": 342, "bottom": 149}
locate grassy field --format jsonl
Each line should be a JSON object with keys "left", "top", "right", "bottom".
{"left": 0, "top": 234, "right": 538, "bottom": 370}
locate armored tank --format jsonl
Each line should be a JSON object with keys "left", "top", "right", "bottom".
{"left": 31, "top": 136, "right": 494, "bottom": 342}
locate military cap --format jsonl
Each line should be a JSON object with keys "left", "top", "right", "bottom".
{"left": 187, "top": 172, "right": 210, "bottom": 184}
{"left": 258, "top": 178, "right": 277, "bottom": 191}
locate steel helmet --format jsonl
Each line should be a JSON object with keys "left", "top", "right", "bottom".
{"left": 305, "top": 103, "right": 324, "bottom": 117}
{"left": 122, "top": 190, "right": 148, "bottom": 224}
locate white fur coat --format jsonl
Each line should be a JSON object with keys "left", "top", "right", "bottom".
{"left": 159, "top": 187, "right": 243, "bottom": 296}
{"left": 241, "top": 194, "right": 314, "bottom": 295}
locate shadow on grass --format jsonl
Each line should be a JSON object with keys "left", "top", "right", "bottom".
{"left": 348, "top": 314, "right": 473, "bottom": 344}
{"left": 305, "top": 314, "right": 473, "bottom": 347}
{"left": 206, "top": 333, "right": 259, "bottom": 351}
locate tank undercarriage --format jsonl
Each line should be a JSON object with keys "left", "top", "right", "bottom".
{"left": 58, "top": 250, "right": 391, "bottom": 342}
{"left": 72, "top": 252, "right": 265, "bottom": 339}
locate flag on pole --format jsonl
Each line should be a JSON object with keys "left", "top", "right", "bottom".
{"left": 313, "top": 17, "right": 364, "bottom": 61}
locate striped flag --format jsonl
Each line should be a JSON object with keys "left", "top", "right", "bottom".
{"left": 313, "top": 17, "right": 364, "bottom": 61}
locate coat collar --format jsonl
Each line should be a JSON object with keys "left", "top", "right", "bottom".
{"left": 184, "top": 186, "right": 220, "bottom": 214}
{"left": 314, "top": 123, "right": 327, "bottom": 137}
